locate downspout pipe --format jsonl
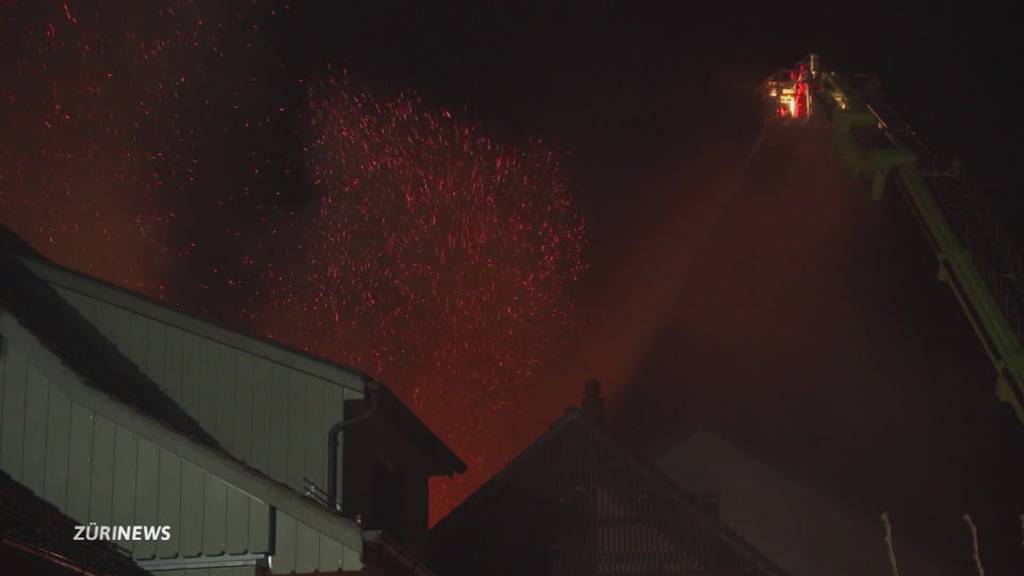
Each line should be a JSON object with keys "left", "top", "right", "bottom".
{"left": 327, "top": 377, "right": 380, "bottom": 512}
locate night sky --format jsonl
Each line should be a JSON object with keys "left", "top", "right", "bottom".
{"left": 2, "top": 1, "right": 1022, "bottom": 571}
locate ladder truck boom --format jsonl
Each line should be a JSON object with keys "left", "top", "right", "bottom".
{"left": 765, "top": 55, "right": 1024, "bottom": 427}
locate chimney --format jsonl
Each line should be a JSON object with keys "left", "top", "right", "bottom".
{"left": 581, "top": 379, "right": 605, "bottom": 429}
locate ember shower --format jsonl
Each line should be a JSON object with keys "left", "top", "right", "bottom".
{"left": 263, "top": 76, "right": 586, "bottom": 517}
{"left": 0, "top": 1, "right": 586, "bottom": 521}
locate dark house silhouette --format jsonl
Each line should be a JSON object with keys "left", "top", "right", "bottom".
{"left": 0, "top": 224, "right": 463, "bottom": 575}
{"left": 430, "top": 383, "right": 790, "bottom": 576}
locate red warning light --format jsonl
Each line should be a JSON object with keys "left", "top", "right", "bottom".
{"left": 765, "top": 61, "right": 813, "bottom": 121}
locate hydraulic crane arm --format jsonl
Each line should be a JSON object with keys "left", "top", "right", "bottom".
{"left": 768, "top": 56, "right": 1024, "bottom": 427}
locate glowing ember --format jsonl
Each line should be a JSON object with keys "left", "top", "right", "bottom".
{"left": 0, "top": 0, "right": 282, "bottom": 302}
{"left": 260, "top": 74, "right": 586, "bottom": 519}
{"left": 1, "top": 1, "right": 586, "bottom": 523}
{"left": 0, "top": 0, "right": 215, "bottom": 292}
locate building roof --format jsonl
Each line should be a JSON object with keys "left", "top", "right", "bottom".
{"left": 1, "top": 225, "right": 464, "bottom": 478}
{"left": 653, "top": 426, "right": 965, "bottom": 576}
{"left": 0, "top": 230, "right": 220, "bottom": 450}
{"left": 0, "top": 469, "right": 151, "bottom": 576}
{"left": 3, "top": 227, "right": 369, "bottom": 393}
{"left": 0, "top": 225, "right": 364, "bottom": 555}
{"left": 372, "top": 386, "right": 467, "bottom": 477}
{"left": 431, "top": 406, "right": 791, "bottom": 576}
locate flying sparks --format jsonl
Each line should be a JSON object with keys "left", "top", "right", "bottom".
{"left": 0, "top": 0, "right": 282, "bottom": 301}
{"left": 1, "top": 1, "right": 586, "bottom": 523}
{"left": 260, "top": 75, "right": 587, "bottom": 519}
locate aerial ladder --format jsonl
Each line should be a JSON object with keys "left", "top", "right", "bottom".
{"left": 764, "top": 54, "right": 1024, "bottom": 428}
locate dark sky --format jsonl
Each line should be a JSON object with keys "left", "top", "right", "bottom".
{"left": 272, "top": 1, "right": 1023, "bottom": 569}
{"left": 266, "top": 0, "right": 1020, "bottom": 261}
{"left": 3, "top": 0, "right": 1022, "bottom": 570}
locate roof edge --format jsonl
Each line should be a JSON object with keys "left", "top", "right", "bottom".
{"left": 0, "top": 310, "right": 364, "bottom": 556}
{"left": 433, "top": 408, "right": 791, "bottom": 576}
{"left": 431, "top": 409, "right": 579, "bottom": 530}
{"left": 373, "top": 387, "right": 467, "bottom": 476}
{"left": 19, "top": 256, "right": 368, "bottom": 394}
{"left": 363, "top": 530, "right": 437, "bottom": 576}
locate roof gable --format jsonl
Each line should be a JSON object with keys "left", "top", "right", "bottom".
{"left": 368, "top": 387, "right": 467, "bottom": 476}
{"left": 1, "top": 224, "right": 464, "bottom": 487}
{"left": 0, "top": 246, "right": 365, "bottom": 564}
{"left": 1, "top": 248, "right": 219, "bottom": 449}
{"left": 6, "top": 235, "right": 462, "bottom": 477}
{"left": 0, "top": 308, "right": 364, "bottom": 561}
{"left": 431, "top": 408, "right": 790, "bottom": 576}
